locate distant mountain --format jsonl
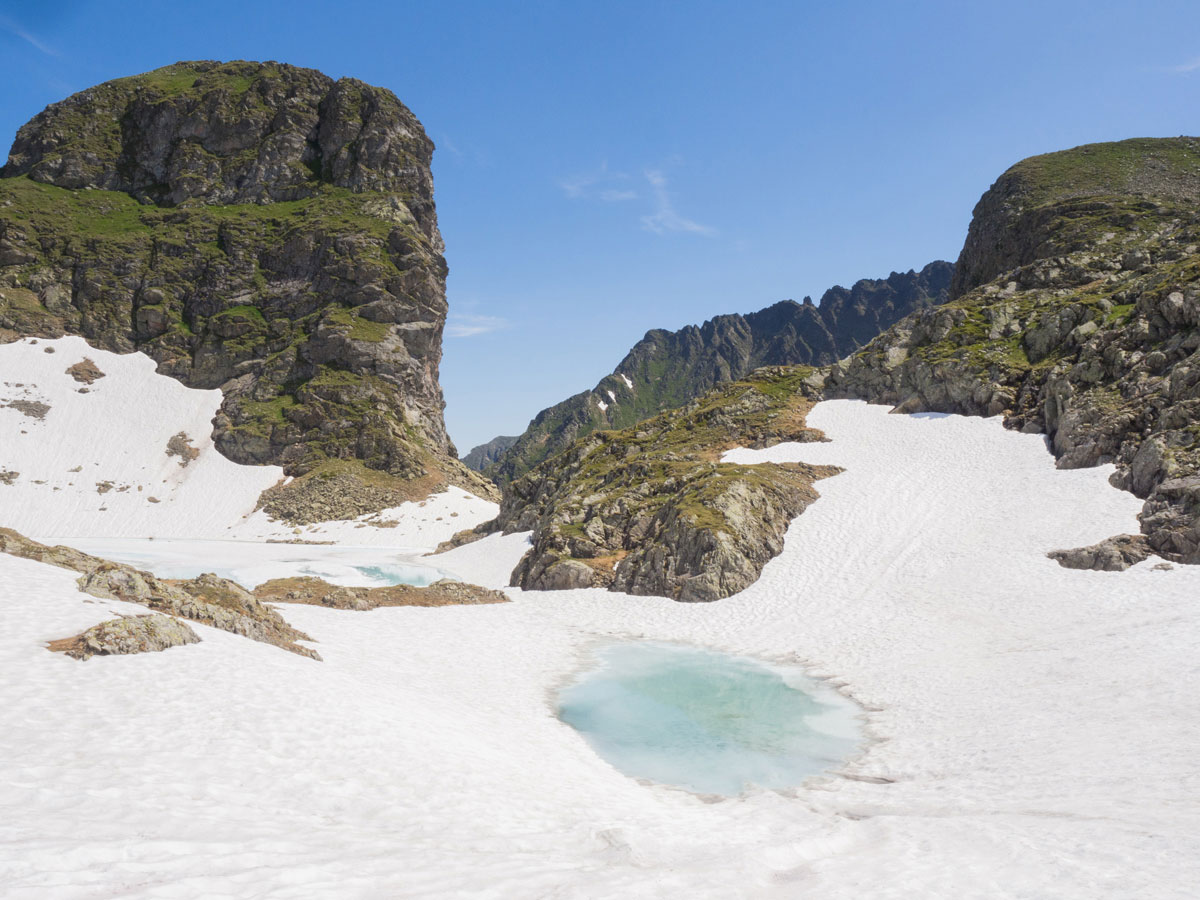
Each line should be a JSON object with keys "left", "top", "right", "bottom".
{"left": 462, "top": 435, "right": 519, "bottom": 471}
{"left": 488, "top": 261, "right": 953, "bottom": 484}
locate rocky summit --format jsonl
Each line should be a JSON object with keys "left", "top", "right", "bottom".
{"left": 488, "top": 262, "right": 952, "bottom": 485}
{"left": 0, "top": 60, "right": 495, "bottom": 515}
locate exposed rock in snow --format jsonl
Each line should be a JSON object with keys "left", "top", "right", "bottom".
{"left": 1049, "top": 533, "right": 1154, "bottom": 571}
{"left": 0, "top": 528, "right": 318, "bottom": 659}
{"left": 254, "top": 576, "right": 509, "bottom": 610}
{"left": 50, "top": 614, "right": 199, "bottom": 660}
{"left": 64, "top": 358, "right": 104, "bottom": 384}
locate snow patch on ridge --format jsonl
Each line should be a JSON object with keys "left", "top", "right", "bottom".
{"left": 0, "top": 336, "right": 282, "bottom": 539}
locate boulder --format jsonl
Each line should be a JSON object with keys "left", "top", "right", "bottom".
{"left": 51, "top": 614, "right": 200, "bottom": 660}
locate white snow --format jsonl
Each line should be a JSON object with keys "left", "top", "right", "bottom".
{"left": 597, "top": 398, "right": 609, "bottom": 412}
{"left": 606, "top": 389, "right": 617, "bottom": 402}
{"left": 2, "top": 398, "right": 1199, "bottom": 897}
{"left": 0, "top": 336, "right": 283, "bottom": 538}
{"left": 0, "top": 337, "right": 497, "bottom": 549}
{"left": 619, "top": 373, "right": 634, "bottom": 390}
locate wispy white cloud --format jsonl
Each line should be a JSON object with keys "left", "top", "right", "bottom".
{"left": 557, "top": 163, "right": 638, "bottom": 201}
{"left": 0, "top": 16, "right": 58, "bottom": 57}
{"left": 446, "top": 314, "right": 509, "bottom": 338}
{"left": 437, "top": 133, "right": 465, "bottom": 159}
{"left": 1171, "top": 56, "right": 1200, "bottom": 73}
{"left": 640, "top": 169, "right": 716, "bottom": 237}
{"left": 558, "top": 172, "right": 598, "bottom": 199}
{"left": 559, "top": 162, "right": 713, "bottom": 236}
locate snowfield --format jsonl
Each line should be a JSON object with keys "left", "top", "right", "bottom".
{"left": 2, "top": 339, "right": 1199, "bottom": 897}
{"left": 0, "top": 336, "right": 496, "bottom": 548}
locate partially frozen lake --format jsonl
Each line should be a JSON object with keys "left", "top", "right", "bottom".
{"left": 55, "top": 538, "right": 452, "bottom": 589}
{"left": 557, "top": 642, "right": 862, "bottom": 797}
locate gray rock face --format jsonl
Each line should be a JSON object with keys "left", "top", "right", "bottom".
{"left": 1048, "top": 534, "right": 1153, "bottom": 571}
{"left": 950, "top": 138, "right": 1200, "bottom": 300}
{"left": 54, "top": 614, "right": 200, "bottom": 660}
{"left": 4, "top": 60, "right": 439, "bottom": 240}
{"left": 490, "top": 262, "right": 953, "bottom": 484}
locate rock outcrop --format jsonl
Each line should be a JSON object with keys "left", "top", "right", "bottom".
{"left": 0, "top": 527, "right": 318, "bottom": 657}
{"left": 1048, "top": 534, "right": 1153, "bottom": 571}
{"left": 49, "top": 614, "right": 200, "bottom": 660}
{"left": 488, "top": 262, "right": 952, "bottom": 485}
{"left": 459, "top": 368, "right": 840, "bottom": 601}
{"left": 0, "top": 60, "right": 493, "bottom": 515}
{"left": 253, "top": 575, "right": 509, "bottom": 609}
{"left": 826, "top": 137, "right": 1200, "bottom": 564}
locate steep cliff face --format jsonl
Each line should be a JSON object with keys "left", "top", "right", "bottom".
{"left": 828, "top": 137, "right": 1200, "bottom": 563}
{"left": 0, "top": 60, "right": 494, "bottom": 514}
{"left": 488, "top": 261, "right": 952, "bottom": 484}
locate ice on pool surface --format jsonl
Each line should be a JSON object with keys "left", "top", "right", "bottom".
{"left": 557, "top": 642, "right": 861, "bottom": 797}
{"left": 55, "top": 538, "right": 452, "bottom": 589}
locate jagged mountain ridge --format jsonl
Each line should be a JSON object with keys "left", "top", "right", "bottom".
{"left": 488, "top": 261, "right": 953, "bottom": 484}
{"left": 0, "top": 60, "right": 495, "bottom": 517}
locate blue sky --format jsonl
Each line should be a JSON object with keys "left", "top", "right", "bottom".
{"left": 2, "top": 1, "right": 1199, "bottom": 451}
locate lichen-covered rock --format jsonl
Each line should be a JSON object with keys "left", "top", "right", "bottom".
{"left": 51, "top": 614, "right": 199, "bottom": 660}
{"left": 0, "top": 60, "right": 493, "bottom": 515}
{"left": 1048, "top": 534, "right": 1154, "bottom": 571}
{"left": 1140, "top": 476, "right": 1200, "bottom": 563}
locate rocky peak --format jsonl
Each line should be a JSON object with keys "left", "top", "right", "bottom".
{"left": 951, "top": 137, "right": 1200, "bottom": 299}
{"left": 0, "top": 61, "right": 496, "bottom": 513}
{"left": 3, "top": 60, "right": 440, "bottom": 246}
